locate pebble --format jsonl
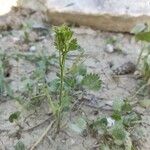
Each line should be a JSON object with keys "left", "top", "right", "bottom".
{"left": 134, "top": 70, "right": 142, "bottom": 79}
{"left": 105, "top": 44, "right": 114, "bottom": 53}
{"left": 113, "top": 61, "right": 136, "bottom": 75}
{"left": 29, "top": 46, "right": 36, "bottom": 52}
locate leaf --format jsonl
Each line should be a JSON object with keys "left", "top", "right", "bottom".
{"left": 61, "top": 94, "right": 71, "bottom": 110}
{"left": 82, "top": 73, "right": 101, "bottom": 91}
{"left": 136, "top": 32, "right": 150, "bottom": 42}
{"left": 78, "top": 65, "right": 87, "bottom": 76}
{"left": 100, "top": 144, "right": 110, "bottom": 150}
{"left": 69, "top": 118, "right": 87, "bottom": 134}
{"left": 68, "top": 38, "right": 78, "bottom": 51}
{"left": 14, "top": 141, "right": 25, "bottom": 150}
{"left": 92, "top": 117, "right": 108, "bottom": 129}
{"left": 112, "top": 111, "right": 122, "bottom": 121}
{"left": 9, "top": 111, "right": 21, "bottom": 123}
{"left": 125, "top": 132, "right": 132, "bottom": 150}
{"left": 123, "top": 112, "right": 141, "bottom": 127}
{"left": 69, "top": 123, "right": 83, "bottom": 134}
{"left": 131, "top": 23, "right": 147, "bottom": 34}
{"left": 139, "top": 99, "right": 150, "bottom": 108}
{"left": 64, "top": 76, "right": 77, "bottom": 88}
{"left": 49, "top": 79, "right": 60, "bottom": 92}
{"left": 109, "top": 123, "right": 126, "bottom": 145}
{"left": 121, "top": 101, "right": 132, "bottom": 113}
{"left": 112, "top": 100, "right": 124, "bottom": 112}
{"left": 54, "top": 25, "right": 78, "bottom": 53}
{"left": 71, "top": 64, "right": 87, "bottom": 76}
{"left": 76, "top": 117, "right": 87, "bottom": 129}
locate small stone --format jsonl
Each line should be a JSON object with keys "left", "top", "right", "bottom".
{"left": 113, "top": 62, "right": 136, "bottom": 75}
{"left": 12, "top": 37, "right": 20, "bottom": 43}
{"left": 107, "top": 117, "right": 115, "bottom": 127}
{"left": 29, "top": 32, "right": 38, "bottom": 42}
{"left": 105, "top": 44, "right": 114, "bottom": 53}
{"left": 29, "top": 46, "right": 36, "bottom": 52}
{"left": 108, "top": 61, "right": 114, "bottom": 68}
{"left": 20, "top": 44, "right": 29, "bottom": 52}
{"left": 134, "top": 70, "right": 141, "bottom": 76}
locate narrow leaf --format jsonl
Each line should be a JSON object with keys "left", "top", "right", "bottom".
{"left": 136, "top": 32, "right": 150, "bottom": 42}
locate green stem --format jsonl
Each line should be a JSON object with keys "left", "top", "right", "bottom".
{"left": 136, "top": 45, "right": 145, "bottom": 66}
{"left": 57, "top": 51, "right": 66, "bottom": 132}
{"left": 59, "top": 52, "right": 65, "bottom": 105}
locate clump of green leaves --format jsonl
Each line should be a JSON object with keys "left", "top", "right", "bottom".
{"left": 72, "top": 100, "right": 141, "bottom": 150}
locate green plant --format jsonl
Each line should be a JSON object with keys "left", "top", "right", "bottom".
{"left": 71, "top": 100, "right": 141, "bottom": 150}
{"left": 132, "top": 24, "right": 150, "bottom": 81}
{"left": 53, "top": 25, "right": 80, "bottom": 131}
{"left": 14, "top": 141, "right": 25, "bottom": 150}
{"left": 22, "top": 23, "right": 32, "bottom": 43}
{"left": 0, "top": 52, "right": 13, "bottom": 97}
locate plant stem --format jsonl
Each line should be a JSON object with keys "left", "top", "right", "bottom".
{"left": 59, "top": 53, "right": 65, "bottom": 105}
{"left": 136, "top": 45, "right": 145, "bottom": 66}
{"left": 57, "top": 51, "right": 65, "bottom": 132}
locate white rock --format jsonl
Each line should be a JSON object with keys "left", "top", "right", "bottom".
{"left": 29, "top": 46, "right": 36, "bottom": 52}
{"left": 107, "top": 117, "right": 115, "bottom": 127}
{"left": 105, "top": 44, "right": 114, "bottom": 53}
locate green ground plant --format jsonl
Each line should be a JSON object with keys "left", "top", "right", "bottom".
{"left": 70, "top": 100, "right": 141, "bottom": 150}
{"left": 131, "top": 24, "right": 150, "bottom": 81}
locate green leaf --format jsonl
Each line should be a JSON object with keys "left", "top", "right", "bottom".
{"left": 76, "top": 117, "right": 87, "bottom": 129}
{"left": 93, "top": 118, "right": 108, "bottom": 129}
{"left": 113, "top": 100, "right": 124, "bottom": 112}
{"left": 131, "top": 23, "right": 147, "bottom": 34}
{"left": 9, "top": 111, "right": 21, "bottom": 123}
{"left": 69, "top": 123, "right": 83, "bottom": 134}
{"left": 54, "top": 25, "right": 78, "bottom": 53}
{"left": 14, "top": 141, "right": 25, "bottom": 150}
{"left": 109, "top": 123, "right": 126, "bottom": 145}
{"left": 78, "top": 65, "right": 87, "bottom": 76}
{"left": 136, "top": 32, "right": 150, "bottom": 42}
{"left": 61, "top": 94, "right": 71, "bottom": 110}
{"left": 69, "top": 118, "right": 87, "bottom": 134}
{"left": 68, "top": 38, "right": 78, "bottom": 51}
{"left": 100, "top": 144, "right": 110, "bottom": 150}
{"left": 49, "top": 79, "right": 60, "bottom": 92}
{"left": 121, "top": 101, "right": 132, "bottom": 113}
{"left": 64, "top": 76, "right": 77, "bottom": 88}
{"left": 82, "top": 73, "right": 101, "bottom": 91}
{"left": 123, "top": 112, "right": 141, "bottom": 127}
{"left": 139, "top": 99, "right": 150, "bottom": 108}
{"left": 125, "top": 132, "right": 132, "bottom": 150}
{"left": 112, "top": 111, "right": 122, "bottom": 121}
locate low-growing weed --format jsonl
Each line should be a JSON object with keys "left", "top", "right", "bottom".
{"left": 70, "top": 100, "right": 142, "bottom": 150}
{"left": 132, "top": 24, "right": 150, "bottom": 81}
